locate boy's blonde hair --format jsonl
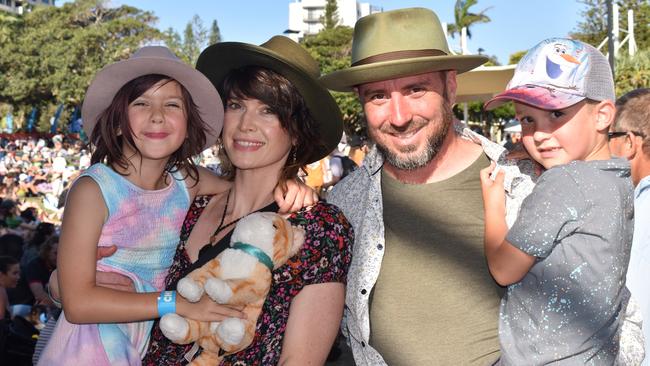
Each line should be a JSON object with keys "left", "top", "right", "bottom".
{"left": 613, "top": 88, "right": 650, "bottom": 155}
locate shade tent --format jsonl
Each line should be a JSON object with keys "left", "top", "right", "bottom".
{"left": 455, "top": 64, "right": 516, "bottom": 103}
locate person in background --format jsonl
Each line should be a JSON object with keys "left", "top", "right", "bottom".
{"left": 608, "top": 87, "right": 650, "bottom": 364}
{"left": 0, "top": 255, "right": 20, "bottom": 319}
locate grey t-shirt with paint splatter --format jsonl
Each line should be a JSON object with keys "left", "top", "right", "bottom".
{"left": 500, "top": 158, "right": 634, "bottom": 365}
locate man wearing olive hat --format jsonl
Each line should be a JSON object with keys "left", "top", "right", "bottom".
{"left": 322, "top": 8, "right": 535, "bottom": 365}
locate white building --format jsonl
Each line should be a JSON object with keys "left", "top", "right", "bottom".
{"left": 0, "top": 0, "right": 55, "bottom": 15}
{"left": 285, "top": 0, "right": 382, "bottom": 42}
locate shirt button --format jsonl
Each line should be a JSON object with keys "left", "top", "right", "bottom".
{"left": 377, "top": 244, "right": 383, "bottom": 250}
{"left": 361, "top": 341, "right": 366, "bottom": 347}
{"left": 361, "top": 289, "right": 367, "bottom": 295}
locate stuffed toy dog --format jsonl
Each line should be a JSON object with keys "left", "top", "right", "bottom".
{"left": 159, "top": 212, "right": 305, "bottom": 365}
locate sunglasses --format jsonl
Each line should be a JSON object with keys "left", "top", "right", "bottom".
{"left": 607, "top": 130, "right": 646, "bottom": 140}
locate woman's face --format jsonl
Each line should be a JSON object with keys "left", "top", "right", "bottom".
{"left": 222, "top": 96, "right": 293, "bottom": 173}
{"left": 0, "top": 263, "right": 20, "bottom": 289}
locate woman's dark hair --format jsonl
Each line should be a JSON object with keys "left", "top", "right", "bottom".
{"left": 89, "top": 74, "right": 209, "bottom": 183}
{"left": 0, "top": 255, "right": 18, "bottom": 274}
{"left": 0, "top": 233, "right": 24, "bottom": 260}
{"left": 219, "top": 66, "right": 326, "bottom": 184}
{"left": 19, "top": 207, "right": 36, "bottom": 223}
{"left": 29, "top": 222, "right": 55, "bottom": 249}
{"left": 39, "top": 235, "right": 58, "bottom": 262}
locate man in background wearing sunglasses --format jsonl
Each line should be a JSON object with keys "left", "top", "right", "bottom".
{"left": 609, "top": 88, "right": 650, "bottom": 365}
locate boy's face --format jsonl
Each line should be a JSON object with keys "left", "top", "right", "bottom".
{"left": 516, "top": 100, "right": 602, "bottom": 169}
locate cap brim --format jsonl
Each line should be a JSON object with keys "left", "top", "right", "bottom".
{"left": 82, "top": 57, "right": 223, "bottom": 151}
{"left": 197, "top": 42, "right": 343, "bottom": 163}
{"left": 320, "top": 54, "right": 488, "bottom": 92}
{"left": 484, "top": 86, "right": 585, "bottom": 111}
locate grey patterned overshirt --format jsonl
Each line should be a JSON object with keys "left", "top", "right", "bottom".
{"left": 327, "top": 125, "right": 536, "bottom": 366}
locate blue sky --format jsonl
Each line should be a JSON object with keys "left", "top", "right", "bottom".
{"left": 65, "top": 0, "right": 588, "bottom": 65}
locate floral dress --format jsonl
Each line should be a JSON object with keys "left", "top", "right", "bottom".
{"left": 142, "top": 196, "right": 353, "bottom": 366}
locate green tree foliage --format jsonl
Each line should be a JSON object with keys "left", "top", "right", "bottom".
{"left": 447, "top": 0, "right": 492, "bottom": 40}
{"left": 163, "top": 27, "right": 183, "bottom": 53}
{"left": 508, "top": 50, "right": 527, "bottom": 65}
{"left": 182, "top": 15, "right": 207, "bottom": 65}
{"left": 571, "top": 0, "right": 650, "bottom": 53}
{"left": 208, "top": 19, "right": 222, "bottom": 45}
{"left": 0, "top": 0, "right": 161, "bottom": 112}
{"left": 301, "top": 26, "right": 365, "bottom": 137}
{"left": 322, "top": 0, "right": 339, "bottom": 30}
{"left": 615, "top": 48, "right": 650, "bottom": 96}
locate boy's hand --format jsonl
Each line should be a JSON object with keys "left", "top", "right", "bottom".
{"left": 480, "top": 162, "right": 506, "bottom": 215}
{"left": 274, "top": 179, "right": 319, "bottom": 214}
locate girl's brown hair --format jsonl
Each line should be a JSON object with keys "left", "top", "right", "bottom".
{"left": 218, "top": 66, "right": 326, "bottom": 186}
{"left": 89, "top": 74, "right": 208, "bottom": 182}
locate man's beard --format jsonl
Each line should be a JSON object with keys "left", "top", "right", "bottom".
{"left": 373, "top": 102, "right": 453, "bottom": 171}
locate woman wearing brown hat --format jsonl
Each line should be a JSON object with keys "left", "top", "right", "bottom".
{"left": 142, "top": 36, "right": 352, "bottom": 365}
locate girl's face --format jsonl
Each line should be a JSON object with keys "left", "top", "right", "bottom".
{"left": 516, "top": 101, "right": 600, "bottom": 169}
{"left": 222, "top": 97, "right": 292, "bottom": 173}
{"left": 0, "top": 263, "right": 20, "bottom": 289}
{"left": 125, "top": 80, "right": 188, "bottom": 162}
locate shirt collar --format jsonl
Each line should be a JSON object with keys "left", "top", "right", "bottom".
{"left": 635, "top": 175, "right": 650, "bottom": 199}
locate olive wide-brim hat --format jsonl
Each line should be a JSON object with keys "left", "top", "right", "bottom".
{"left": 196, "top": 36, "right": 343, "bottom": 164}
{"left": 320, "top": 7, "right": 489, "bottom": 92}
{"left": 81, "top": 46, "right": 224, "bottom": 151}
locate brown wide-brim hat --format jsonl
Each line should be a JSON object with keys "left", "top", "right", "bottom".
{"left": 196, "top": 36, "right": 343, "bottom": 164}
{"left": 81, "top": 46, "right": 223, "bottom": 151}
{"left": 320, "top": 7, "right": 489, "bottom": 92}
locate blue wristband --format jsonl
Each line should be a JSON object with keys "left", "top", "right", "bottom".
{"left": 157, "top": 290, "right": 176, "bottom": 317}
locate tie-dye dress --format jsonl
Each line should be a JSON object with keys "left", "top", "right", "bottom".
{"left": 38, "top": 163, "right": 190, "bottom": 366}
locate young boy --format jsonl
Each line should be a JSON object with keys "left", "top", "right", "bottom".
{"left": 481, "top": 38, "right": 634, "bottom": 364}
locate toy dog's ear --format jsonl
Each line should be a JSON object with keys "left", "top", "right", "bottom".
{"left": 289, "top": 225, "right": 305, "bottom": 257}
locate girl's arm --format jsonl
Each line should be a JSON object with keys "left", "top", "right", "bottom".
{"left": 480, "top": 163, "right": 535, "bottom": 286}
{"left": 58, "top": 177, "right": 244, "bottom": 324}
{"left": 278, "top": 282, "right": 345, "bottom": 366}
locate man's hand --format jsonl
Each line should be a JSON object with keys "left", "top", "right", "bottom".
{"left": 49, "top": 245, "right": 136, "bottom": 303}
{"left": 275, "top": 179, "right": 319, "bottom": 214}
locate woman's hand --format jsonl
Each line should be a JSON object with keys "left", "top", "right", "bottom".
{"left": 275, "top": 179, "right": 319, "bottom": 214}
{"left": 175, "top": 294, "right": 246, "bottom": 322}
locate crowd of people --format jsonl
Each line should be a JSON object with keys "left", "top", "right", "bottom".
{"left": 1, "top": 5, "right": 649, "bottom": 366}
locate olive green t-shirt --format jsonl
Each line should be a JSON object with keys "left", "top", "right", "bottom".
{"left": 369, "top": 153, "right": 502, "bottom": 365}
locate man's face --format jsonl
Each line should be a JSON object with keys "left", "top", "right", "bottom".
{"left": 357, "top": 71, "right": 456, "bottom": 171}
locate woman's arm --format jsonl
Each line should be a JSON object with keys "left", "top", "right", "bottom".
{"left": 29, "top": 282, "right": 53, "bottom": 306}
{"left": 278, "top": 282, "right": 345, "bottom": 366}
{"left": 58, "top": 177, "right": 244, "bottom": 324}
{"left": 0, "top": 288, "right": 8, "bottom": 319}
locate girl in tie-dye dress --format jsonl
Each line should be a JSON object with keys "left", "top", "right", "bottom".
{"left": 37, "top": 46, "right": 232, "bottom": 366}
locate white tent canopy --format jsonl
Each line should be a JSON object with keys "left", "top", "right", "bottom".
{"left": 455, "top": 64, "right": 516, "bottom": 103}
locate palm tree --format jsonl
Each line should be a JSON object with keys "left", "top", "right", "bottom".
{"left": 447, "top": 0, "right": 492, "bottom": 54}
